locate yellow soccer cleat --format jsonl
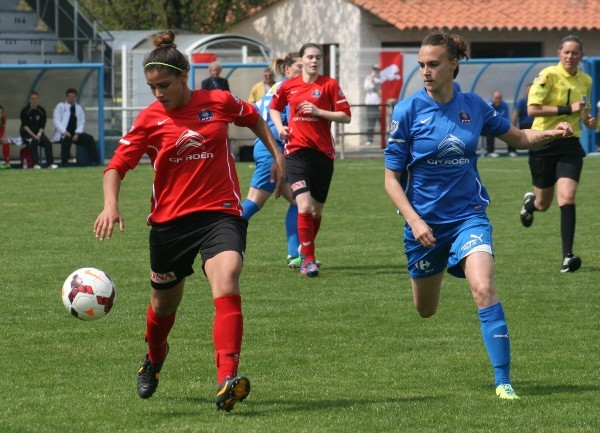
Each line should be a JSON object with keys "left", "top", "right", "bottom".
{"left": 496, "top": 383, "right": 519, "bottom": 400}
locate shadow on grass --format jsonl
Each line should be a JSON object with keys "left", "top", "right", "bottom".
{"left": 513, "top": 381, "right": 600, "bottom": 396}
{"left": 322, "top": 264, "right": 407, "bottom": 276}
{"left": 169, "top": 395, "right": 439, "bottom": 417}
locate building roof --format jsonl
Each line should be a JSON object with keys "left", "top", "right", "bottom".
{"left": 352, "top": 0, "right": 600, "bottom": 31}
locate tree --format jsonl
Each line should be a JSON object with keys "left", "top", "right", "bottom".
{"left": 83, "top": 0, "right": 276, "bottom": 33}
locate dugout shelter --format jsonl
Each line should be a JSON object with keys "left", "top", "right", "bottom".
{"left": 0, "top": 63, "right": 105, "bottom": 162}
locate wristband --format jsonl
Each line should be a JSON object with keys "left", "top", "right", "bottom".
{"left": 557, "top": 105, "right": 572, "bottom": 115}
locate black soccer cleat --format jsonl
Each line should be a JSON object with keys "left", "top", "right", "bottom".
{"left": 216, "top": 376, "right": 251, "bottom": 412}
{"left": 137, "top": 354, "right": 165, "bottom": 399}
{"left": 520, "top": 192, "right": 535, "bottom": 228}
{"left": 560, "top": 254, "right": 581, "bottom": 273}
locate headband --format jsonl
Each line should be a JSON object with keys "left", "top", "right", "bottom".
{"left": 144, "top": 62, "right": 183, "bottom": 72}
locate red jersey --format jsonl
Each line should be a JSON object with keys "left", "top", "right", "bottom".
{"left": 106, "top": 90, "right": 259, "bottom": 224}
{"left": 270, "top": 75, "right": 350, "bottom": 159}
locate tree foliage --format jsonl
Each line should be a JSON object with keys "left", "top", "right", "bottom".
{"left": 83, "top": 0, "right": 274, "bottom": 33}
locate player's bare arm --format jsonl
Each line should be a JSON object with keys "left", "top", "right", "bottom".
{"left": 94, "top": 168, "right": 124, "bottom": 240}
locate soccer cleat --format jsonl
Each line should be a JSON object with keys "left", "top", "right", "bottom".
{"left": 496, "top": 383, "right": 519, "bottom": 400}
{"left": 48, "top": 164, "right": 58, "bottom": 169}
{"left": 137, "top": 354, "right": 166, "bottom": 399}
{"left": 8, "top": 137, "right": 23, "bottom": 146}
{"left": 560, "top": 254, "right": 581, "bottom": 273}
{"left": 287, "top": 255, "right": 302, "bottom": 269}
{"left": 299, "top": 260, "right": 319, "bottom": 277}
{"left": 520, "top": 192, "right": 535, "bottom": 228}
{"left": 216, "top": 376, "right": 251, "bottom": 412}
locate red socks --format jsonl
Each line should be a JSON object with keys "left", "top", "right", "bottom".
{"left": 145, "top": 304, "right": 175, "bottom": 364}
{"left": 298, "top": 212, "right": 316, "bottom": 262}
{"left": 145, "top": 295, "right": 244, "bottom": 383}
{"left": 213, "top": 295, "right": 243, "bottom": 383}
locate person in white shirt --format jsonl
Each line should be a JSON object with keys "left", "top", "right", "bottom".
{"left": 363, "top": 64, "right": 382, "bottom": 146}
{"left": 53, "top": 88, "right": 99, "bottom": 166}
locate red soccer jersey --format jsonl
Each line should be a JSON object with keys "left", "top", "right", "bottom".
{"left": 106, "top": 90, "right": 259, "bottom": 224}
{"left": 270, "top": 75, "right": 350, "bottom": 159}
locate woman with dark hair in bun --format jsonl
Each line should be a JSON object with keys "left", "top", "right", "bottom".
{"left": 270, "top": 42, "right": 351, "bottom": 278}
{"left": 93, "top": 30, "right": 285, "bottom": 412}
{"left": 384, "top": 32, "right": 573, "bottom": 400}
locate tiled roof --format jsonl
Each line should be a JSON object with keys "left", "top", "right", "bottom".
{"left": 352, "top": 0, "right": 600, "bottom": 31}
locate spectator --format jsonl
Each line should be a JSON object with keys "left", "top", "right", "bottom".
{"left": 52, "top": 88, "right": 100, "bottom": 166}
{"left": 511, "top": 83, "right": 535, "bottom": 158}
{"left": 19, "top": 91, "right": 57, "bottom": 169}
{"left": 363, "top": 64, "right": 382, "bottom": 146}
{"left": 0, "top": 105, "right": 11, "bottom": 169}
{"left": 0, "top": 104, "right": 25, "bottom": 169}
{"left": 201, "top": 61, "right": 230, "bottom": 91}
{"left": 485, "top": 90, "right": 512, "bottom": 157}
{"left": 247, "top": 68, "right": 275, "bottom": 104}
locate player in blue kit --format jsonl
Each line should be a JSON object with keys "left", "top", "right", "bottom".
{"left": 241, "top": 53, "right": 304, "bottom": 267}
{"left": 384, "top": 32, "right": 573, "bottom": 400}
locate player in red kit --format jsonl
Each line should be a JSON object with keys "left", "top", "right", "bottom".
{"left": 93, "top": 31, "right": 285, "bottom": 412}
{"left": 270, "top": 42, "right": 351, "bottom": 277}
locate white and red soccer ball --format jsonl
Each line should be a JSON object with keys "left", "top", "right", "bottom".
{"left": 61, "top": 268, "right": 116, "bottom": 321}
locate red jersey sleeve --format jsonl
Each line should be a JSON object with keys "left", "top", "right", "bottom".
{"left": 270, "top": 79, "right": 289, "bottom": 112}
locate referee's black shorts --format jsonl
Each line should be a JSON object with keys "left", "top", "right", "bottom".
{"left": 528, "top": 151, "right": 584, "bottom": 189}
{"left": 285, "top": 147, "right": 334, "bottom": 203}
{"left": 149, "top": 211, "right": 247, "bottom": 290}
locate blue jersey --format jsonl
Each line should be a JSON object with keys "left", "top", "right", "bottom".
{"left": 254, "top": 80, "right": 289, "bottom": 146}
{"left": 385, "top": 88, "right": 510, "bottom": 225}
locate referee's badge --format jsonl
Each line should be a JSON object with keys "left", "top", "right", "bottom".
{"left": 459, "top": 111, "right": 472, "bottom": 124}
{"left": 534, "top": 74, "right": 547, "bottom": 86}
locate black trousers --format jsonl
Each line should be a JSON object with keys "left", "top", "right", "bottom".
{"left": 28, "top": 134, "right": 55, "bottom": 165}
{"left": 60, "top": 132, "right": 99, "bottom": 165}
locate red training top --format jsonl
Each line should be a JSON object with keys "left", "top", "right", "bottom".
{"left": 106, "top": 90, "right": 259, "bottom": 224}
{"left": 270, "top": 75, "right": 351, "bottom": 159}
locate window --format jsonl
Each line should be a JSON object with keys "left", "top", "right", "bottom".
{"left": 471, "top": 42, "right": 542, "bottom": 58}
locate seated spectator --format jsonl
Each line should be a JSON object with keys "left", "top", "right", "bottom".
{"left": 247, "top": 68, "right": 275, "bottom": 103}
{"left": 201, "top": 61, "right": 230, "bottom": 91}
{"left": 52, "top": 88, "right": 99, "bottom": 166}
{"left": 19, "top": 91, "right": 57, "bottom": 169}
{"left": 0, "top": 104, "right": 24, "bottom": 169}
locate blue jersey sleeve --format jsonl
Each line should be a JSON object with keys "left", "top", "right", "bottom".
{"left": 479, "top": 96, "right": 511, "bottom": 137}
{"left": 384, "top": 100, "right": 413, "bottom": 172}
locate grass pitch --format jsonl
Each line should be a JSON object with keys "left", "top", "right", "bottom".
{"left": 0, "top": 156, "right": 598, "bottom": 432}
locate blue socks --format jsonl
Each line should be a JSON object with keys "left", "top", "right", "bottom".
{"left": 478, "top": 302, "right": 511, "bottom": 386}
{"left": 241, "top": 199, "right": 261, "bottom": 220}
{"left": 242, "top": 200, "right": 299, "bottom": 258}
{"left": 285, "top": 204, "right": 299, "bottom": 257}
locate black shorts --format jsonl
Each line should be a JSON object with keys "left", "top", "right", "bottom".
{"left": 285, "top": 148, "right": 334, "bottom": 203}
{"left": 528, "top": 153, "right": 584, "bottom": 189}
{"left": 149, "top": 212, "right": 247, "bottom": 290}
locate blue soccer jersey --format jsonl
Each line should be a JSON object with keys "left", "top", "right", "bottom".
{"left": 385, "top": 88, "right": 510, "bottom": 225}
{"left": 254, "top": 80, "right": 289, "bottom": 146}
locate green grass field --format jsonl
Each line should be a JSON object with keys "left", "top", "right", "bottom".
{"left": 0, "top": 156, "right": 598, "bottom": 432}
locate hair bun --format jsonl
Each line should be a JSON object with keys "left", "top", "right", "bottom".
{"left": 153, "top": 30, "right": 176, "bottom": 49}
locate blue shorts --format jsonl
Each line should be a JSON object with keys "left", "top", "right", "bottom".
{"left": 404, "top": 214, "right": 494, "bottom": 279}
{"left": 249, "top": 141, "right": 283, "bottom": 193}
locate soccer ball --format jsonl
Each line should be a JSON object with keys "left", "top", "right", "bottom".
{"left": 61, "top": 268, "right": 116, "bottom": 321}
